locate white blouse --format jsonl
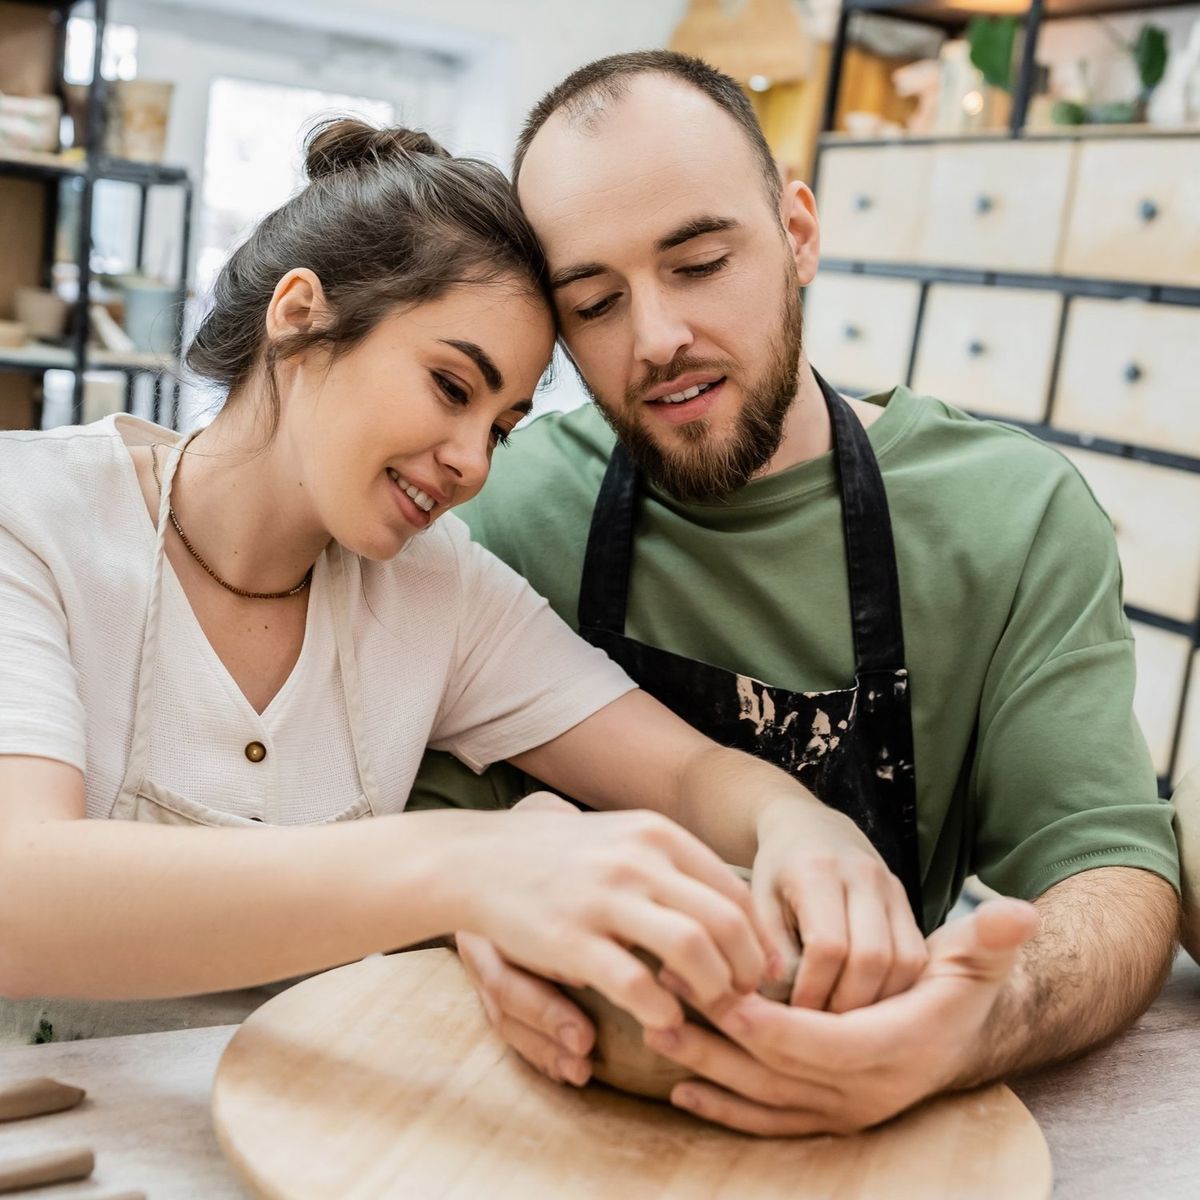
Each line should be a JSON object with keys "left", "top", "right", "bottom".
{"left": 0, "top": 416, "right": 634, "bottom": 824}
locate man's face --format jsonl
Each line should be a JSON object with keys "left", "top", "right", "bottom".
{"left": 517, "top": 74, "right": 818, "bottom": 500}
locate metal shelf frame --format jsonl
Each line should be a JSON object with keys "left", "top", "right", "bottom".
{"left": 0, "top": 0, "right": 193, "bottom": 427}
{"left": 815, "top": 0, "right": 1200, "bottom": 793}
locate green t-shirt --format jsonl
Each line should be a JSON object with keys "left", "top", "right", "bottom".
{"left": 410, "top": 386, "right": 1180, "bottom": 929}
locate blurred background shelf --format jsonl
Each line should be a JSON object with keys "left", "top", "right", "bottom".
{"left": 809, "top": 0, "right": 1200, "bottom": 793}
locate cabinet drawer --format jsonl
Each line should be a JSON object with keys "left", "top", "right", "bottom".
{"left": 1058, "top": 139, "right": 1200, "bottom": 288}
{"left": 911, "top": 284, "right": 1059, "bottom": 422}
{"left": 1176, "top": 652, "right": 1200, "bottom": 788}
{"left": 804, "top": 275, "right": 921, "bottom": 393}
{"left": 1051, "top": 298, "right": 1200, "bottom": 459}
{"left": 1060, "top": 449, "right": 1200, "bottom": 625}
{"left": 917, "top": 142, "right": 1074, "bottom": 273}
{"left": 817, "top": 146, "right": 931, "bottom": 263}
{"left": 1131, "top": 622, "right": 1192, "bottom": 778}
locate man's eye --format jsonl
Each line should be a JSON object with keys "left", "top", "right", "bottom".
{"left": 679, "top": 256, "right": 729, "bottom": 278}
{"left": 434, "top": 372, "right": 469, "bottom": 404}
{"left": 576, "top": 293, "right": 619, "bottom": 322}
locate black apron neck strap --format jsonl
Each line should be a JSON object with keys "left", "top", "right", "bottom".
{"left": 578, "top": 371, "right": 909, "bottom": 676}
{"left": 817, "top": 370, "right": 908, "bottom": 675}
{"left": 577, "top": 441, "right": 639, "bottom": 633}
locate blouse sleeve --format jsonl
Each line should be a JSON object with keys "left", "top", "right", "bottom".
{"left": 0, "top": 522, "right": 87, "bottom": 771}
{"left": 427, "top": 521, "right": 636, "bottom": 773}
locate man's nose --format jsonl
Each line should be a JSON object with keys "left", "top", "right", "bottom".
{"left": 630, "top": 284, "right": 692, "bottom": 367}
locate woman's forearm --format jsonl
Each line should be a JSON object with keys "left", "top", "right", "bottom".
{"left": 0, "top": 811, "right": 479, "bottom": 1000}
{"left": 671, "top": 745, "right": 825, "bottom": 868}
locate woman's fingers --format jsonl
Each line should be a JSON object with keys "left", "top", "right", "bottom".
{"left": 578, "top": 937, "right": 685, "bottom": 1031}
{"left": 642, "top": 874, "right": 769, "bottom": 996}
{"left": 651, "top": 821, "right": 778, "bottom": 968}
{"left": 877, "top": 882, "right": 929, "bottom": 1001}
{"left": 787, "top": 870, "right": 849, "bottom": 1009}
{"left": 457, "top": 930, "right": 595, "bottom": 1059}
{"left": 827, "top": 879, "right": 894, "bottom": 1013}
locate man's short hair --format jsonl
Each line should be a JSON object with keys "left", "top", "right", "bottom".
{"left": 512, "top": 50, "right": 781, "bottom": 208}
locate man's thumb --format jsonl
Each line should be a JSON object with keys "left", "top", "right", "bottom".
{"left": 933, "top": 897, "right": 1039, "bottom": 981}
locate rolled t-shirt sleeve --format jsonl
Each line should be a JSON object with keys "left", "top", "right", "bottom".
{"left": 969, "top": 461, "right": 1179, "bottom": 899}
{"left": 0, "top": 523, "right": 87, "bottom": 771}
{"left": 428, "top": 522, "right": 636, "bottom": 773}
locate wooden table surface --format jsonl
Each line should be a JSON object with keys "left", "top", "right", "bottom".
{"left": 1, "top": 955, "right": 1195, "bottom": 1200}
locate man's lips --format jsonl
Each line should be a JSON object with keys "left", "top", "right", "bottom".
{"left": 643, "top": 372, "right": 726, "bottom": 404}
{"left": 644, "top": 378, "right": 726, "bottom": 427}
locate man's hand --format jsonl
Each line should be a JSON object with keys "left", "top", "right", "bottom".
{"left": 752, "top": 797, "right": 929, "bottom": 1011}
{"left": 642, "top": 897, "right": 1038, "bottom": 1136}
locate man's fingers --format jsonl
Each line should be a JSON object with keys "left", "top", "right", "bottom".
{"left": 827, "top": 882, "right": 893, "bottom": 1013}
{"left": 457, "top": 930, "right": 594, "bottom": 1057}
{"left": 670, "top": 1082, "right": 843, "bottom": 1137}
{"left": 931, "top": 898, "right": 1039, "bottom": 981}
{"left": 644, "top": 1020, "right": 840, "bottom": 1111}
{"left": 787, "top": 872, "right": 849, "bottom": 1009}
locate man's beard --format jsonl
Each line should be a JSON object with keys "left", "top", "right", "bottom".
{"left": 589, "top": 279, "right": 803, "bottom": 503}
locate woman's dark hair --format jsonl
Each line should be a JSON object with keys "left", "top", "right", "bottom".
{"left": 187, "top": 119, "right": 550, "bottom": 432}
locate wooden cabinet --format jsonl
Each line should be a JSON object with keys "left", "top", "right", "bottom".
{"left": 1131, "top": 622, "right": 1194, "bottom": 779}
{"left": 911, "top": 284, "right": 1059, "bottom": 422}
{"left": 1059, "top": 448, "right": 1200, "bottom": 626}
{"left": 1052, "top": 298, "right": 1200, "bottom": 460}
{"left": 803, "top": 274, "right": 921, "bottom": 393}
{"left": 816, "top": 145, "right": 931, "bottom": 263}
{"left": 917, "top": 142, "right": 1075, "bottom": 274}
{"left": 1058, "top": 139, "right": 1200, "bottom": 289}
{"left": 1177, "top": 653, "right": 1200, "bottom": 789}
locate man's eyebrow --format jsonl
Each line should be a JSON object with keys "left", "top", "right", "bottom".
{"left": 439, "top": 339, "right": 503, "bottom": 393}
{"left": 550, "top": 262, "right": 608, "bottom": 291}
{"left": 655, "top": 216, "right": 740, "bottom": 253}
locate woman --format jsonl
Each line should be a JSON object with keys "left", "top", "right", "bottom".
{"left": 0, "top": 121, "right": 916, "bottom": 1047}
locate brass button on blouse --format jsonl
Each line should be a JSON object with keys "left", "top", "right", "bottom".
{"left": 244, "top": 741, "right": 267, "bottom": 763}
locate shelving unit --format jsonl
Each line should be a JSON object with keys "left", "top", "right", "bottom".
{"left": 811, "top": 0, "right": 1200, "bottom": 794}
{"left": 0, "top": 0, "right": 193, "bottom": 429}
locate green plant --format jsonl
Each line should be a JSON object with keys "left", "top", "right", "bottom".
{"left": 966, "top": 16, "right": 1019, "bottom": 92}
{"left": 1133, "top": 25, "right": 1168, "bottom": 96}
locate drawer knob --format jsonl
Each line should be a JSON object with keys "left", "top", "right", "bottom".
{"left": 852, "top": 193, "right": 873, "bottom": 212}
{"left": 843, "top": 324, "right": 862, "bottom": 341}
{"left": 1123, "top": 362, "right": 1143, "bottom": 384}
{"left": 1138, "top": 199, "right": 1159, "bottom": 223}
{"left": 967, "top": 339, "right": 986, "bottom": 358}
{"left": 974, "top": 194, "right": 994, "bottom": 215}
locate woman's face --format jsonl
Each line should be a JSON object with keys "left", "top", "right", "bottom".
{"left": 285, "top": 279, "right": 554, "bottom": 560}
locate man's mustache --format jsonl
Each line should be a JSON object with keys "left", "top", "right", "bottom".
{"left": 625, "top": 357, "right": 738, "bottom": 407}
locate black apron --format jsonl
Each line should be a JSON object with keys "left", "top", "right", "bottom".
{"left": 577, "top": 369, "right": 924, "bottom": 928}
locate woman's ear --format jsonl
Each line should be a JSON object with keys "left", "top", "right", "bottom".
{"left": 265, "top": 268, "right": 330, "bottom": 344}
{"left": 779, "top": 180, "right": 820, "bottom": 287}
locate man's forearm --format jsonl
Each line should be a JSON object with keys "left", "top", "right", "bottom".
{"left": 953, "top": 866, "right": 1179, "bottom": 1088}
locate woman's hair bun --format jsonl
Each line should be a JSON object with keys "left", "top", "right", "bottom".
{"left": 304, "top": 118, "right": 450, "bottom": 181}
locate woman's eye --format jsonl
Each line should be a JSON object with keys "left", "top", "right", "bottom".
{"left": 434, "top": 372, "right": 469, "bottom": 404}
{"left": 576, "top": 293, "right": 618, "bottom": 322}
{"left": 490, "top": 425, "right": 512, "bottom": 448}
{"left": 679, "top": 256, "right": 729, "bottom": 278}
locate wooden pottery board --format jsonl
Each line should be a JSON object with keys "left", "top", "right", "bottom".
{"left": 212, "top": 950, "right": 1052, "bottom": 1199}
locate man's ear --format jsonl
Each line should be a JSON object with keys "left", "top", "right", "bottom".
{"left": 779, "top": 181, "right": 820, "bottom": 287}
{"left": 265, "top": 268, "right": 331, "bottom": 345}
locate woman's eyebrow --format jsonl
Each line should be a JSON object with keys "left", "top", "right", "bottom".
{"left": 438, "top": 339, "right": 504, "bottom": 392}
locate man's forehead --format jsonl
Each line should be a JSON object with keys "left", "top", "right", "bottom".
{"left": 518, "top": 78, "right": 763, "bottom": 266}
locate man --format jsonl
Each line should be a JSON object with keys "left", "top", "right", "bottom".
{"left": 410, "top": 51, "right": 1180, "bottom": 1134}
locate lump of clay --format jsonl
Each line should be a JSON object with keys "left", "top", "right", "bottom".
{"left": 562, "top": 867, "right": 799, "bottom": 1101}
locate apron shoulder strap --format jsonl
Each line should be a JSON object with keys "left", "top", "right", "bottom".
{"left": 577, "top": 443, "right": 639, "bottom": 634}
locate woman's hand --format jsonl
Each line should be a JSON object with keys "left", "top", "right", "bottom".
{"left": 453, "top": 792, "right": 777, "bottom": 1039}
{"left": 752, "top": 798, "right": 928, "bottom": 1012}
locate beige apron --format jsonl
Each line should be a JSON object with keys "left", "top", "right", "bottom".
{"left": 2, "top": 434, "right": 382, "bottom": 1045}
